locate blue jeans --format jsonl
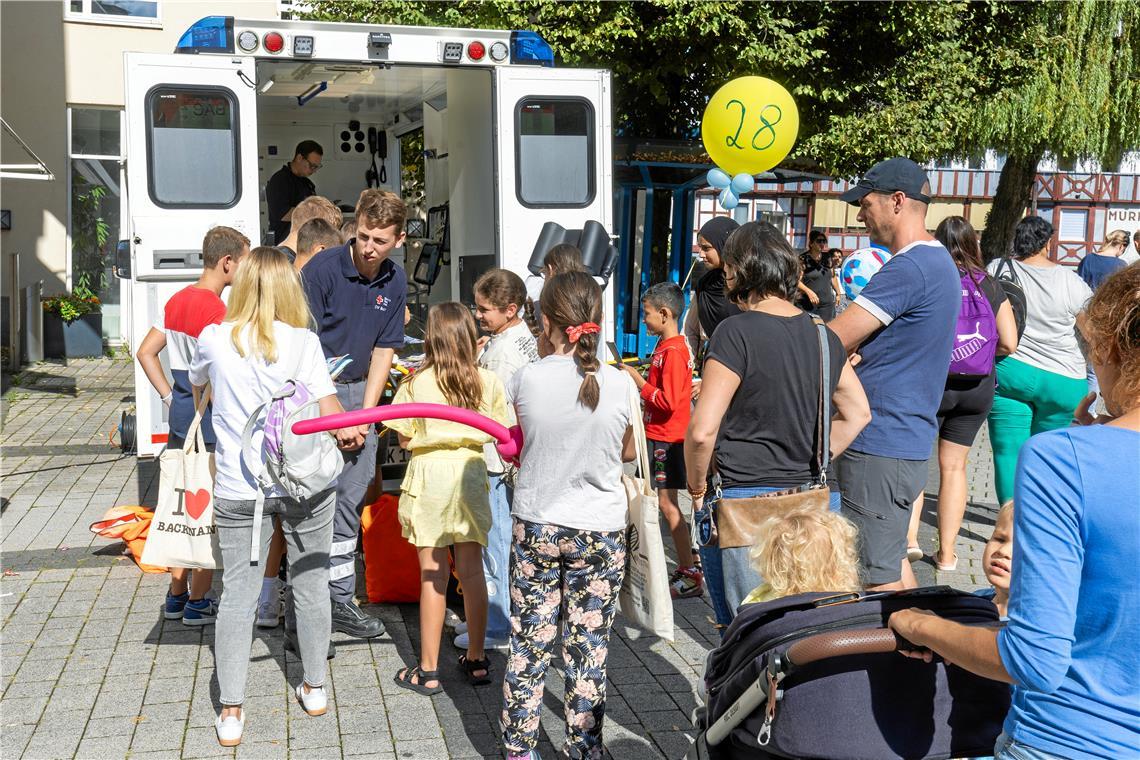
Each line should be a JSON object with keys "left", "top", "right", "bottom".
{"left": 705, "top": 486, "right": 842, "bottom": 627}
{"left": 484, "top": 472, "right": 512, "bottom": 640}
{"left": 992, "top": 732, "right": 1068, "bottom": 760}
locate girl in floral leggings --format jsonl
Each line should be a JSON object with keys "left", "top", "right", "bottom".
{"left": 501, "top": 271, "right": 638, "bottom": 760}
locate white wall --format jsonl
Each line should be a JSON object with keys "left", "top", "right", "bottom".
{"left": 0, "top": 0, "right": 278, "bottom": 301}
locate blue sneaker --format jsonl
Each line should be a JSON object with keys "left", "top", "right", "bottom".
{"left": 182, "top": 597, "right": 218, "bottom": 626}
{"left": 164, "top": 591, "right": 189, "bottom": 620}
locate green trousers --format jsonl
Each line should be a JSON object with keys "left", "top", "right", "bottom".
{"left": 987, "top": 357, "right": 1088, "bottom": 504}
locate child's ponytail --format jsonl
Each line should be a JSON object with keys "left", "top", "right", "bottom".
{"left": 541, "top": 271, "right": 604, "bottom": 411}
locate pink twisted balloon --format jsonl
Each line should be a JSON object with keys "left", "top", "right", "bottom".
{"left": 290, "top": 402, "right": 524, "bottom": 461}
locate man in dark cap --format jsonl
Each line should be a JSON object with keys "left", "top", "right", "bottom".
{"left": 828, "top": 157, "right": 961, "bottom": 591}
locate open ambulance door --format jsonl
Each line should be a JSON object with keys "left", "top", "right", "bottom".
{"left": 493, "top": 67, "right": 615, "bottom": 345}
{"left": 124, "top": 52, "right": 260, "bottom": 457}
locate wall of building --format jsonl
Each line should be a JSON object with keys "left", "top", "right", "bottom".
{"left": 1, "top": 0, "right": 277, "bottom": 303}
{"left": 1, "top": 1, "right": 70, "bottom": 295}
{"left": 694, "top": 168, "right": 1140, "bottom": 266}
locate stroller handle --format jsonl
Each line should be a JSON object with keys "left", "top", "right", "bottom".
{"left": 785, "top": 627, "right": 904, "bottom": 668}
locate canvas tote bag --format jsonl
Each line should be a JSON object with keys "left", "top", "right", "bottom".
{"left": 617, "top": 376, "right": 675, "bottom": 641}
{"left": 141, "top": 389, "right": 222, "bottom": 569}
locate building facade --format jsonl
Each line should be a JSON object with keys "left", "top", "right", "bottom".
{"left": 695, "top": 156, "right": 1140, "bottom": 264}
{"left": 1, "top": 0, "right": 281, "bottom": 349}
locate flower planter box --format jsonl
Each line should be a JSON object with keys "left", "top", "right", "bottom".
{"left": 43, "top": 312, "right": 104, "bottom": 358}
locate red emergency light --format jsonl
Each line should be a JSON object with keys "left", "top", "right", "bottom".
{"left": 467, "top": 41, "right": 486, "bottom": 61}
{"left": 263, "top": 31, "right": 285, "bottom": 54}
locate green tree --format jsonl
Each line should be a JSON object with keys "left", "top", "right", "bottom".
{"left": 972, "top": 1, "right": 1140, "bottom": 261}
{"left": 306, "top": 1, "right": 822, "bottom": 139}
{"left": 307, "top": 0, "right": 1138, "bottom": 262}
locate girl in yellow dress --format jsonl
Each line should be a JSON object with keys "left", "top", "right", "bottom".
{"left": 386, "top": 302, "right": 509, "bottom": 694}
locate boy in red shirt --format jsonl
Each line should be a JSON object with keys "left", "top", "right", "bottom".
{"left": 621, "top": 283, "right": 702, "bottom": 598}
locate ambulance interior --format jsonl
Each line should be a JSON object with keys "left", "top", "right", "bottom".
{"left": 253, "top": 60, "right": 495, "bottom": 333}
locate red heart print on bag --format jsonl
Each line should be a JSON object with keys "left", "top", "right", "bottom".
{"left": 184, "top": 489, "right": 211, "bottom": 521}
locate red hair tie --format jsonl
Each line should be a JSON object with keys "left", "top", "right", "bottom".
{"left": 565, "top": 322, "right": 600, "bottom": 343}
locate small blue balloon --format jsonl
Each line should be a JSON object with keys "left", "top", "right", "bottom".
{"left": 731, "top": 172, "right": 754, "bottom": 194}
{"left": 707, "top": 168, "right": 731, "bottom": 188}
{"left": 718, "top": 188, "right": 739, "bottom": 209}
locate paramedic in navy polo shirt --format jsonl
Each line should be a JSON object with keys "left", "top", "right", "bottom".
{"left": 828, "top": 157, "right": 961, "bottom": 591}
{"left": 265, "top": 139, "right": 322, "bottom": 244}
{"left": 301, "top": 188, "right": 408, "bottom": 639}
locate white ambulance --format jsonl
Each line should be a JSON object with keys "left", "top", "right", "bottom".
{"left": 119, "top": 15, "right": 615, "bottom": 457}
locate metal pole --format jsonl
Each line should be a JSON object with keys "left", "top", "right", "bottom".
{"left": 7, "top": 252, "right": 19, "bottom": 370}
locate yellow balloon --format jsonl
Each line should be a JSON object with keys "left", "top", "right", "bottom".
{"left": 701, "top": 76, "right": 800, "bottom": 176}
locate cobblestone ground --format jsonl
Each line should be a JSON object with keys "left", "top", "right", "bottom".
{"left": 1, "top": 359, "right": 994, "bottom": 759}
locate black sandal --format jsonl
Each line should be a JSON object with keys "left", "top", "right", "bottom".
{"left": 394, "top": 665, "right": 442, "bottom": 696}
{"left": 459, "top": 654, "right": 492, "bottom": 686}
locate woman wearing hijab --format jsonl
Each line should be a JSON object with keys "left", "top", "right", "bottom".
{"left": 680, "top": 216, "right": 741, "bottom": 628}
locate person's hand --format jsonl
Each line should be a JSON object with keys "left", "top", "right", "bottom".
{"left": 807, "top": 290, "right": 820, "bottom": 306}
{"left": 888, "top": 608, "right": 943, "bottom": 665}
{"left": 334, "top": 426, "right": 365, "bottom": 451}
{"left": 691, "top": 379, "right": 702, "bottom": 401}
{"left": 476, "top": 335, "right": 490, "bottom": 353}
{"left": 1073, "top": 392, "right": 1114, "bottom": 426}
{"left": 619, "top": 362, "right": 640, "bottom": 379}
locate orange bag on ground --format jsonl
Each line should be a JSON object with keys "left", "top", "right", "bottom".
{"left": 361, "top": 494, "right": 420, "bottom": 603}
{"left": 89, "top": 506, "right": 167, "bottom": 574}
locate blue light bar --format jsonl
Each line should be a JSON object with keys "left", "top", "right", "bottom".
{"left": 175, "top": 16, "right": 235, "bottom": 55}
{"left": 510, "top": 31, "right": 554, "bottom": 67}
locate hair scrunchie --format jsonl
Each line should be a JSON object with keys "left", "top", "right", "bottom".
{"left": 565, "top": 322, "right": 600, "bottom": 343}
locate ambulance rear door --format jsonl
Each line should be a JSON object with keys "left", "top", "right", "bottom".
{"left": 493, "top": 66, "right": 614, "bottom": 343}
{"left": 124, "top": 52, "right": 260, "bottom": 457}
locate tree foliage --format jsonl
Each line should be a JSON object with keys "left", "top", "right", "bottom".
{"left": 306, "top": 0, "right": 1139, "bottom": 258}
{"left": 306, "top": 1, "right": 821, "bottom": 140}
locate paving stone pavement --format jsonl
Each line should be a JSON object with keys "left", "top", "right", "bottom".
{"left": 2, "top": 359, "right": 994, "bottom": 759}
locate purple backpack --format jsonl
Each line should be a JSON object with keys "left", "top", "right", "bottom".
{"left": 949, "top": 271, "right": 998, "bottom": 377}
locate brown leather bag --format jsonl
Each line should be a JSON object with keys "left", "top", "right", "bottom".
{"left": 715, "top": 318, "right": 833, "bottom": 550}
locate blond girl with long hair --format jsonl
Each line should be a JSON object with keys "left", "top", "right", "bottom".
{"left": 385, "top": 302, "right": 509, "bottom": 694}
{"left": 744, "top": 508, "right": 862, "bottom": 604}
{"left": 189, "top": 247, "right": 348, "bottom": 747}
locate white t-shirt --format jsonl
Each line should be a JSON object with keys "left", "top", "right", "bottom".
{"left": 189, "top": 321, "right": 336, "bottom": 500}
{"left": 507, "top": 356, "right": 634, "bottom": 532}
{"left": 479, "top": 320, "right": 538, "bottom": 472}
{"left": 987, "top": 259, "right": 1092, "bottom": 379}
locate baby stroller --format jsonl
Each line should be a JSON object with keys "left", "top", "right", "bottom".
{"left": 686, "top": 586, "right": 1009, "bottom": 760}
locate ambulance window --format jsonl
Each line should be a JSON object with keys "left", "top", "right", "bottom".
{"left": 515, "top": 98, "right": 594, "bottom": 207}
{"left": 146, "top": 87, "right": 240, "bottom": 208}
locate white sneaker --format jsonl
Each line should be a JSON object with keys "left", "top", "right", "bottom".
{"left": 256, "top": 596, "right": 281, "bottom": 628}
{"left": 256, "top": 579, "right": 283, "bottom": 628}
{"left": 445, "top": 609, "right": 465, "bottom": 631}
{"left": 215, "top": 710, "right": 244, "bottom": 747}
{"left": 295, "top": 683, "right": 328, "bottom": 716}
{"left": 454, "top": 631, "right": 510, "bottom": 651}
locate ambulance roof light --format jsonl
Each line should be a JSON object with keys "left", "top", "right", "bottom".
{"left": 510, "top": 31, "right": 554, "bottom": 67}
{"left": 175, "top": 16, "right": 235, "bottom": 55}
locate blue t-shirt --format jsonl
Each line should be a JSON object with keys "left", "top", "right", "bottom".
{"left": 850, "top": 240, "right": 960, "bottom": 459}
{"left": 997, "top": 426, "right": 1140, "bottom": 759}
{"left": 1076, "top": 253, "right": 1125, "bottom": 291}
{"left": 301, "top": 242, "right": 406, "bottom": 382}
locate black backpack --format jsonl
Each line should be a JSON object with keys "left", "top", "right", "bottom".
{"left": 992, "top": 257, "right": 1027, "bottom": 339}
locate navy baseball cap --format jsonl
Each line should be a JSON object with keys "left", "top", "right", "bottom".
{"left": 839, "top": 157, "right": 932, "bottom": 205}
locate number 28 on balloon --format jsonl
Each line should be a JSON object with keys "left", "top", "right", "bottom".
{"left": 701, "top": 76, "right": 799, "bottom": 177}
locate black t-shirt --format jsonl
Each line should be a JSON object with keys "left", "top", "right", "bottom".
{"left": 706, "top": 311, "right": 846, "bottom": 489}
{"left": 265, "top": 164, "right": 315, "bottom": 243}
{"left": 696, "top": 268, "right": 742, "bottom": 340}
{"left": 797, "top": 251, "right": 835, "bottom": 308}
